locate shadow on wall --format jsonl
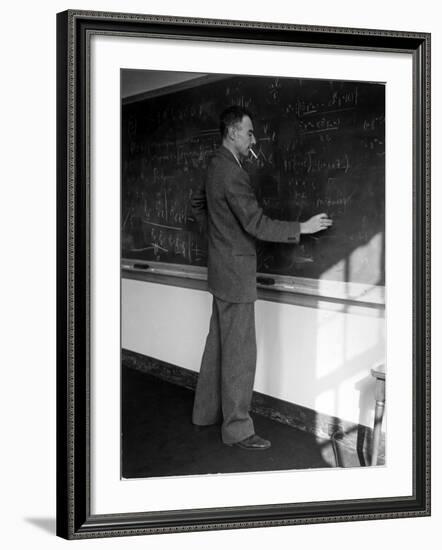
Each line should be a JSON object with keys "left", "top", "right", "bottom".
{"left": 255, "top": 240, "right": 385, "bottom": 462}
{"left": 311, "top": 240, "right": 385, "bottom": 434}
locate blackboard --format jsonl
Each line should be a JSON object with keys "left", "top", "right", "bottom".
{"left": 122, "top": 73, "right": 385, "bottom": 286}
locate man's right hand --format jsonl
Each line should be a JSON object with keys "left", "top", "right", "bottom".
{"left": 300, "top": 213, "right": 333, "bottom": 234}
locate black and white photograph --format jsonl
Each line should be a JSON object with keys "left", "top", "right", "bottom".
{"left": 120, "top": 69, "right": 386, "bottom": 478}
{"left": 2, "top": 0, "right": 440, "bottom": 547}
{"left": 54, "top": 7, "right": 431, "bottom": 540}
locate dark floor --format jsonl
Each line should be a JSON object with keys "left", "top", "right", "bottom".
{"left": 122, "top": 366, "right": 358, "bottom": 479}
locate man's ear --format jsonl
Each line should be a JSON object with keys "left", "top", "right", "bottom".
{"left": 227, "top": 125, "right": 236, "bottom": 141}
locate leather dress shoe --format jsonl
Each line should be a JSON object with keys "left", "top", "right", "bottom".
{"left": 229, "top": 434, "right": 271, "bottom": 450}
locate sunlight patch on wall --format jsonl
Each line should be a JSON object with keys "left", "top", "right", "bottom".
{"left": 349, "top": 232, "right": 383, "bottom": 286}
{"left": 316, "top": 313, "right": 346, "bottom": 378}
{"left": 317, "top": 232, "right": 384, "bottom": 302}
{"left": 315, "top": 389, "right": 337, "bottom": 418}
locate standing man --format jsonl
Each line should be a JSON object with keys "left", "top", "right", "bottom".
{"left": 191, "top": 106, "right": 332, "bottom": 450}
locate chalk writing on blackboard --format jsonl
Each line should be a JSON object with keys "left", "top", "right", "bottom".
{"left": 122, "top": 73, "right": 385, "bottom": 285}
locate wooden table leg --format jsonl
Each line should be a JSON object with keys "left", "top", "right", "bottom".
{"left": 371, "top": 373, "right": 385, "bottom": 466}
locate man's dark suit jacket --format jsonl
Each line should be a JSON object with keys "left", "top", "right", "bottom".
{"left": 192, "top": 145, "right": 300, "bottom": 303}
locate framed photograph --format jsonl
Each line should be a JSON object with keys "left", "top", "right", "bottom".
{"left": 56, "top": 9, "right": 430, "bottom": 539}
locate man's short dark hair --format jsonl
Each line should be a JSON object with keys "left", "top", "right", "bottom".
{"left": 219, "top": 106, "right": 253, "bottom": 138}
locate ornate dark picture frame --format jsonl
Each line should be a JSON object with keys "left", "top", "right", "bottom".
{"left": 56, "top": 9, "right": 430, "bottom": 539}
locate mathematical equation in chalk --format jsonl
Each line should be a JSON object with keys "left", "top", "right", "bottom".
{"left": 127, "top": 226, "right": 207, "bottom": 265}
{"left": 284, "top": 87, "right": 359, "bottom": 117}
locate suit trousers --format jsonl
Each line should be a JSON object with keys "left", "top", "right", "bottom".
{"left": 192, "top": 296, "right": 257, "bottom": 444}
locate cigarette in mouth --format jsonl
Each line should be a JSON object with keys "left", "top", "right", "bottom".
{"left": 249, "top": 148, "right": 258, "bottom": 160}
